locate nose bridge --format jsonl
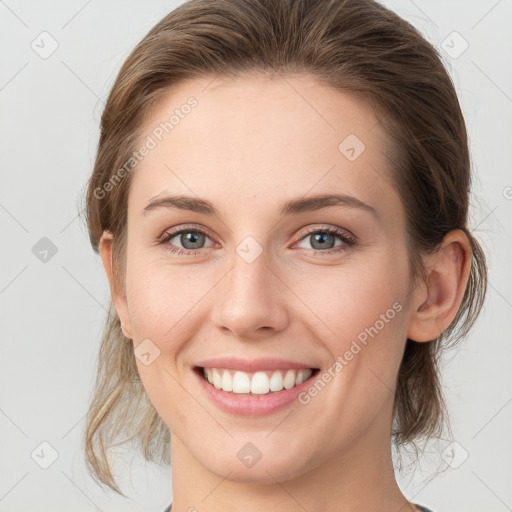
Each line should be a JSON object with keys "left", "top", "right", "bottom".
{"left": 211, "top": 240, "right": 288, "bottom": 336}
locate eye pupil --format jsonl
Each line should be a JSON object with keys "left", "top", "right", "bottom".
{"left": 310, "top": 232, "right": 334, "bottom": 250}
{"left": 181, "top": 231, "right": 204, "bottom": 249}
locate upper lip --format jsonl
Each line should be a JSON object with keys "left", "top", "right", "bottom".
{"left": 195, "top": 357, "right": 319, "bottom": 373}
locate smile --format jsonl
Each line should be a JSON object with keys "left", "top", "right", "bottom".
{"left": 192, "top": 357, "right": 321, "bottom": 416}
{"left": 201, "top": 367, "right": 318, "bottom": 395}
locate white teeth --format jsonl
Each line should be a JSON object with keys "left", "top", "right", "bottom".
{"left": 269, "top": 371, "right": 284, "bottom": 392}
{"left": 212, "top": 368, "right": 222, "bottom": 389}
{"left": 202, "top": 367, "right": 315, "bottom": 395}
{"left": 296, "top": 368, "right": 312, "bottom": 385}
{"left": 232, "top": 371, "right": 251, "bottom": 393}
{"left": 251, "top": 371, "right": 270, "bottom": 394}
{"left": 221, "top": 370, "right": 233, "bottom": 392}
{"left": 283, "top": 370, "right": 296, "bottom": 389}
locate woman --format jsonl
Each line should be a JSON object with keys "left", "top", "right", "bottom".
{"left": 83, "top": 1, "right": 487, "bottom": 511}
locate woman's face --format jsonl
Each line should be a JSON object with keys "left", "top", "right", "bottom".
{"left": 109, "top": 73, "right": 419, "bottom": 483}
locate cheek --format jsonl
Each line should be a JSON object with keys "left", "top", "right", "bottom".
{"left": 291, "top": 265, "right": 408, "bottom": 454}
{"left": 124, "top": 250, "right": 214, "bottom": 341}
{"left": 125, "top": 252, "right": 206, "bottom": 425}
{"left": 289, "top": 248, "right": 410, "bottom": 411}
{"left": 291, "top": 250, "right": 409, "bottom": 342}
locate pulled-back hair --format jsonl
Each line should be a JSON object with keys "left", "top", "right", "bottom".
{"left": 83, "top": 0, "right": 487, "bottom": 494}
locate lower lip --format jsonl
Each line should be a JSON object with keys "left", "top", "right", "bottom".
{"left": 193, "top": 367, "right": 319, "bottom": 417}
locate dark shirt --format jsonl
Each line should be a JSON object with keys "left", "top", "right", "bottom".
{"left": 163, "top": 503, "right": 434, "bottom": 511}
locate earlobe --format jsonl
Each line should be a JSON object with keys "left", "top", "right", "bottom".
{"left": 99, "top": 231, "right": 133, "bottom": 339}
{"left": 407, "top": 230, "right": 472, "bottom": 343}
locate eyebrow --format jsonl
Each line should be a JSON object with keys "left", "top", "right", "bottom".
{"left": 141, "top": 193, "right": 378, "bottom": 218}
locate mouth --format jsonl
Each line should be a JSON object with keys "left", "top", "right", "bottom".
{"left": 191, "top": 357, "right": 322, "bottom": 416}
{"left": 194, "top": 366, "right": 321, "bottom": 395}
{"left": 192, "top": 365, "right": 322, "bottom": 416}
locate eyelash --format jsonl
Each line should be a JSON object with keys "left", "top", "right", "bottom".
{"left": 158, "top": 224, "right": 356, "bottom": 257}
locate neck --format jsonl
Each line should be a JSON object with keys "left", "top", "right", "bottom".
{"left": 169, "top": 405, "right": 417, "bottom": 512}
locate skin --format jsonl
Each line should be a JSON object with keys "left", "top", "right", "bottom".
{"left": 100, "top": 73, "right": 471, "bottom": 512}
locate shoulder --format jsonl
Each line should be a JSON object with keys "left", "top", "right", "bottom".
{"left": 415, "top": 505, "right": 435, "bottom": 512}
{"left": 163, "top": 504, "right": 432, "bottom": 512}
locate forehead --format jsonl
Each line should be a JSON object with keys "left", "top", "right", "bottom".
{"left": 129, "top": 73, "right": 398, "bottom": 219}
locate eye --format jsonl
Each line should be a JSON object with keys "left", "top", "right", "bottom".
{"left": 158, "top": 226, "right": 216, "bottom": 256}
{"left": 293, "top": 225, "right": 356, "bottom": 255}
{"left": 158, "top": 224, "right": 356, "bottom": 257}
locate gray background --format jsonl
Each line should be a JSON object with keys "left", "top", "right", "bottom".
{"left": 0, "top": 1, "right": 511, "bottom": 511}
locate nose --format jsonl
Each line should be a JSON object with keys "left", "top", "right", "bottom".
{"left": 210, "top": 248, "right": 289, "bottom": 339}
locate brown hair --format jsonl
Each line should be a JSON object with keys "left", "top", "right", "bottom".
{"left": 82, "top": 0, "right": 487, "bottom": 494}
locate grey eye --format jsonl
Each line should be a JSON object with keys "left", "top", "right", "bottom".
{"left": 167, "top": 230, "right": 208, "bottom": 250}
{"left": 308, "top": 232, "right": 336, "bottom": 250}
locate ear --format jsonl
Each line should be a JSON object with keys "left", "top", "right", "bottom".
{"left": 99, "top": 231, "right": 133, "bottom": 339}
{"left": 407, "top": 229, "right": 472, "bottom": 342}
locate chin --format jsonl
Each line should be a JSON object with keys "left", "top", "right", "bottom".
{"left": 197, "top": 438, "right": 317, "bottom": 485}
